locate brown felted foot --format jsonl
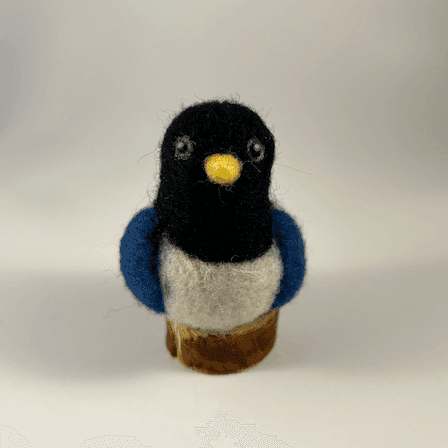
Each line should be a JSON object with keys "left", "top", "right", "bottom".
{"left": 166, "top": 308, "right": 279, "bottom": 374}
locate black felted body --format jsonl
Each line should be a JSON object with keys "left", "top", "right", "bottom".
{"left": 153, "top": 100, "right": 276, "bottom": 264}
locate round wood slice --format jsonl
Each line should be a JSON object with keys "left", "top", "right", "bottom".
{"left": 166, "top": 308, "right": 279, "bottom": 374}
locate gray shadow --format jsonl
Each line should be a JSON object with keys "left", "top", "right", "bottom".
{"left": 0, "top": 270, "right": 177, "bottom": 381}
{"left": 2, "top": 258, "right": 446, "bottom": 381}
{"left": 262, "top": 258, "right": 448, "bottom": 374}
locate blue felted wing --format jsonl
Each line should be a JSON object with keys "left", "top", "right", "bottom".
{"left": 120, "top": 207, "right": 165, "bottom": 313}
{"left": 120, "top": 207, "right": 305, "bottom": 315}
{"left": 270, "top": 209, "right": 306, "bottom": 309}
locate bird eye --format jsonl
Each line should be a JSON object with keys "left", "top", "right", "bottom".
{"left": 247, "top": 138, "right": 265, "bottom": 162}
{"left": 174, "top": 135, "right": 194, "bottom": 160}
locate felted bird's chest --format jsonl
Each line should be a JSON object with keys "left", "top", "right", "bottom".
{"left": 159, "top": 235, "right": 283, "bottom": 333}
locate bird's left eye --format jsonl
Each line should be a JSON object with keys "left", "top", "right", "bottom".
{"left": 174, "top": 135, "right": 194, "bottom": 160}
{"left": 247, "top": 138, "right": 265, "bottom": 162}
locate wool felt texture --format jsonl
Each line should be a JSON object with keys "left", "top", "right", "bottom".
{"left": 119, "top": 100, "right": 306, "bottom": 331}
{"left": 120, "top": 207, "right": 305, "bottom": 321}
{"left": 154, "top": 100, "right": 276, "bottom": 263}
{"left": 159, "top": 232, "right": 283, "bottom": 333}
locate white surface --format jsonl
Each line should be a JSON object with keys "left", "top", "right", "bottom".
{"left": 1, "top": 0, "right": 447, "bottom": 447}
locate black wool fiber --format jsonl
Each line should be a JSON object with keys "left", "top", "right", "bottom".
{"left": 153, "top": 100, "right": 277, "bottom": 263}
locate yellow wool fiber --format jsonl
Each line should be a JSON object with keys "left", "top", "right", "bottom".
{"left": 204, "top": 154, "right": 242, "bottom": 185}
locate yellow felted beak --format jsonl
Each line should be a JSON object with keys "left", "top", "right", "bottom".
{"left": 204, "top": 154, "right": 242, "bottom": 185}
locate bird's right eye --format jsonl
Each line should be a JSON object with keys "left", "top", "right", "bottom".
{"left": 247, "top": 138, "right": 265, "bottom": 162}
{"left": 174, "top": 136, "right": 194, "bottom": 160}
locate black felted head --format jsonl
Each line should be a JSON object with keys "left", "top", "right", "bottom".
{"left": 154, "top": 100, "right": 276, "bottom": 263}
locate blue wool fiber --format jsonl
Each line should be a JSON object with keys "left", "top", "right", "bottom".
{"left": 270, "top": 209, "right": 306, "bottom": 309}
{"left": 120, "top": 207, "right": 305, "bottom": 314}
{"left": 120, "top": 208, "right": 165, "bottom": 313}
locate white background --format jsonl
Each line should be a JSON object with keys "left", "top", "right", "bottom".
{"left": 1, "top": 0, "right": 447, "bottom": 447}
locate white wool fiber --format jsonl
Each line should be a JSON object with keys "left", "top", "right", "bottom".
{"left": 159, "top": 236, "right": 283, "bottom": 334}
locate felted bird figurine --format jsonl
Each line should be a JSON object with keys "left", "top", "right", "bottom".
{"left": 120, "top": 99, "right": 306, "bottom": 373}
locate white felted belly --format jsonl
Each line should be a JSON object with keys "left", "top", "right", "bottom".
{"left": 159, "top": 236, "right": 283, "bottom": 333}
